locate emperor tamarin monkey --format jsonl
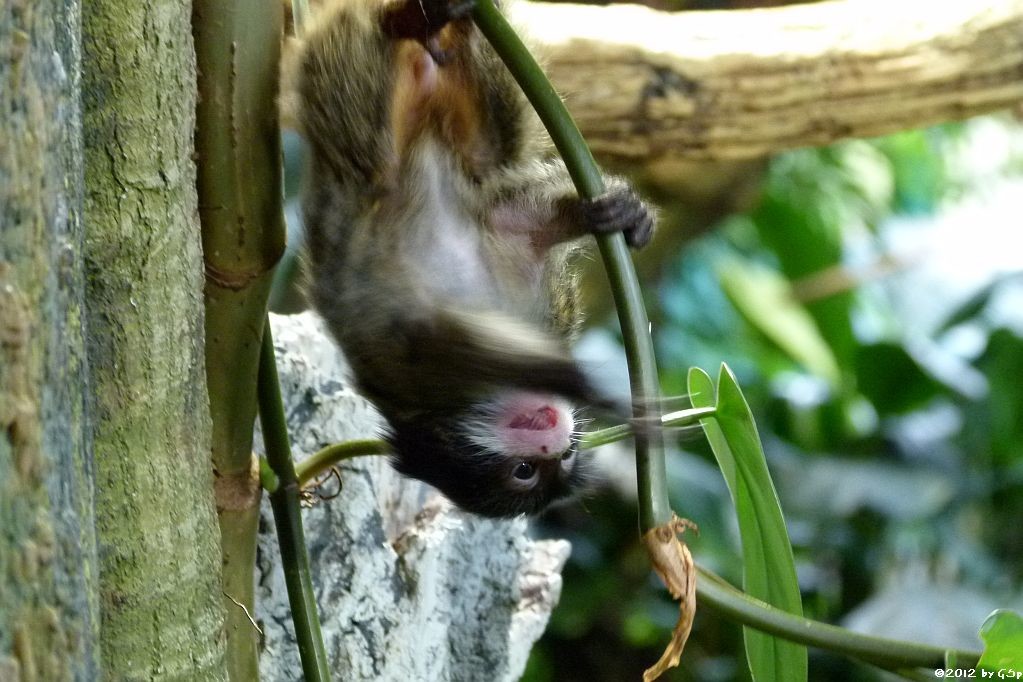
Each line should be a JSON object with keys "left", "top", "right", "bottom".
{"left": 281, "top": 0, "right": 655, "bottom": 517}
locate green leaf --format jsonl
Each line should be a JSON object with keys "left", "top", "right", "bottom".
{"left": 718, "top": 258, "right": 841, "bottom": 386}
{"left": 854, "top": 342, "right": 949, "bottom": 415}
{"left": 874, "top": 129, "right": 945, "bottom": 214}
{"left": 977, "top": 610, "right": 1023, "bottom": 671}
{"left": 688, "top": 365, "right": 807, "bottom": 682}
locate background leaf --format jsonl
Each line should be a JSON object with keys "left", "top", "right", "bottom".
{"left": 718, "top": 259, "right": 841, "bottom": 386}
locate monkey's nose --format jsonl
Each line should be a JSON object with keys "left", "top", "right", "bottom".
{"left": 498, "top": 394, "right": 574, "bottom": 459}
{"left": 508, "top": 405, "right": 559, "bottom": 431}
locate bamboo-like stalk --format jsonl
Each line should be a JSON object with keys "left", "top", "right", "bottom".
{"left": 193, "top": 0, "right": 287, "bottom": 677}
{"left": 471, "top": 0, "right": 670, "bottom": 534}
{"left": 258, "top": 327, "right": 331, "bottom": 682}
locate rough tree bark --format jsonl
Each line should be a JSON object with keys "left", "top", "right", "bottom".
{"left": 81, "top": 2, "right": 227, "bottom": 678}
{"left": 514, "top": 0, "right": 1023, "bottom": 165}
{"left": 0, "top": 0, "right": 99, "bottom": 679}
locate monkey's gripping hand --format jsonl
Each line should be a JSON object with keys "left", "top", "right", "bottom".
{"left": 580, "top": 183, "right": 656, "bottom": 250}
{"left": 420, "top": 0, "right": 476, "bottom": 32}
{"left": 383, "top": 0, "right": 477, "bottom": 46}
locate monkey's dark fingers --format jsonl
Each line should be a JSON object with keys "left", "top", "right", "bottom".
{"left": 420, "top": 0, "right": 477, "bottom": 32}
{"left": 580, "top": 187, "right": 656, "bottom": 249}
{"left": 625, "top": 211, "right": 655, "bottom": 249}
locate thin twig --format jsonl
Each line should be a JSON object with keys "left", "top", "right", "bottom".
{"left": 223, "top": 591, "right": 264, "bottom": 637}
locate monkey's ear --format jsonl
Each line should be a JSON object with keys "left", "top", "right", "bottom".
{"left": 278, "top": 35, "right": 305, "bottom": 133}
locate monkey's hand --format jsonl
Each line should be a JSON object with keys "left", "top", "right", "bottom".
{"left": 383, "top": 0, "right": 475, "bottom": 46}
{"left": 419, "top": 0, "right": 476, "bottom": 33}
{"left": 580, "top": 184, "right": 656, "bottom": 249}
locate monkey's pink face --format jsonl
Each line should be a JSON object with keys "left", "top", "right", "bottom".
{"left": 466, "top": 391, "right": 578, "bottom": 489}
{"left": 389, "top": 390, "right": 588, "bottom": 517}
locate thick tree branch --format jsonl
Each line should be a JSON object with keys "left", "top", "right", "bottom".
{"left": 83, "top": 1, "right": 227, "bottom": 676}
{"left": 513, "top": 0, "right": 1023, "bottom": 163}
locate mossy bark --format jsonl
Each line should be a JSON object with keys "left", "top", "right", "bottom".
{"left": 0, "top": 0, "right": 99, "bottom": 679}
{"left": 81, "top": 1, "right": 227, "bottom": 679}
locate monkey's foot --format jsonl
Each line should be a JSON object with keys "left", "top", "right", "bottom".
{"left": 581, "top": 186, "right": 655, "bottom": 249}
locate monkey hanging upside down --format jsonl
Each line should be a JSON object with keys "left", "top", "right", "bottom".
{"left": 282, "top": 0, "right": 655, "bottom": 517}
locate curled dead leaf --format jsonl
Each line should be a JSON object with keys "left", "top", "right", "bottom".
{"left": 641, "top": 514, "right": 698, "bottom": 682}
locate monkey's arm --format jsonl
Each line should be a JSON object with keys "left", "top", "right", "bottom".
{"left": 487, "top": 159, "right": 656, "bottom": 250}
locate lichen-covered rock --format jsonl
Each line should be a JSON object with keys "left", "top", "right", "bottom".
{"left": 256, "top": 313, "right": 570, "bottom": 681}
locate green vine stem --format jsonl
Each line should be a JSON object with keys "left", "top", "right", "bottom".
{"left": 294, "top": 440, "right": 392, "bottom": 488}
{"left": 258, "top": 326, "right": 331, "bottom": 682}
{"left": 696, "top": 566, "right": 981, "bottom": 670}
{"left": 580, "top": 406, "right": 715, "bottom": 449}
{"left": 472, "top": 0, "right": 670, "bottom": 534}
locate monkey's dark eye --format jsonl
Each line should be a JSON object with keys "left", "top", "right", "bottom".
{"left": 559, "top": 448, "right": 574, "bottom": 472}
{"left": 512, "top": 461, "right": 536, "bottom": 481}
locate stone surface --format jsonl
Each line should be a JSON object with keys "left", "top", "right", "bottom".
{"left": 256, "top": 313, "right": 570, "bottom": 681}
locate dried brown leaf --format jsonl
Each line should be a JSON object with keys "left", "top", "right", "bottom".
{"left": 641, "top": 515, "right": 698, "bottom": 682}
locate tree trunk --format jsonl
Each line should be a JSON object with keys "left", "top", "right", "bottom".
{"left": 81, "top": 2, "right": 227, "bottom": 679}
{"left": 0, "top": 1, "right": 99, "bottom": 679}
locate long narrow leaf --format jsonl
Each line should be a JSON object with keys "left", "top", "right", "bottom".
{"left": 689, "top": 365, "right": 807, "bottom": 681}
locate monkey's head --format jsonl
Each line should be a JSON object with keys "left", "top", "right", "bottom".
{"left": 387, "top": 392, "right": 590, "bottom": 518}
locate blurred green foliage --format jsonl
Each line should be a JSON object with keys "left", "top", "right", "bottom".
{"left": 528, "top": 116, "right": 1023, "bottom": 681}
